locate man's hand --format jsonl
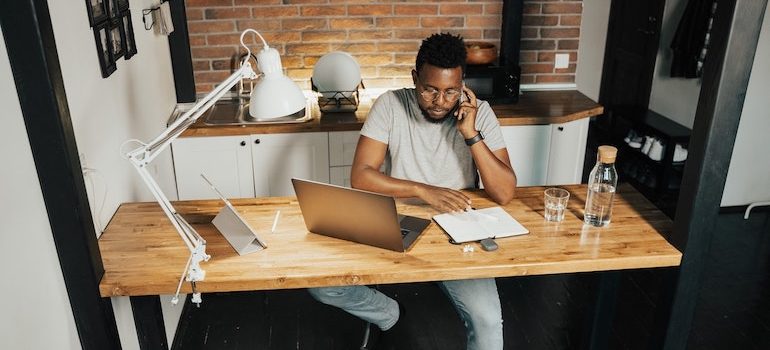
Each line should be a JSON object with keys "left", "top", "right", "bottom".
{"left": 416, "top": 184, "right": 472, "bottom": 213}
{"left": 454, "top": 85, "right": 479, "bottom": 139}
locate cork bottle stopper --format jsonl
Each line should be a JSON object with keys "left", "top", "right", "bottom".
{"left": 597, "top": 145, "right": 618, "bottom": 164}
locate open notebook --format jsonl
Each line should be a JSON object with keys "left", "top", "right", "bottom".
{"left": 433, "top": 207, "right": 529, "bottom": 243}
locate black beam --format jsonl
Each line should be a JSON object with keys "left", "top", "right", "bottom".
{"left": 168, "top": 0, "right": 196, "bottom": 102}
{"left": 131, "top": 296, "right": 169, "bottom": 350}
{"left": 0, "top": 0, "right": 121, "bottom": 349}
{"left": 659, "top": 0, "right": 768, "bottom": 349}
{"left": 581, "top": 271, "right": 620, "bottom": 350}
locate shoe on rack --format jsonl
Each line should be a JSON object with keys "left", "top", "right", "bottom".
{"left": 648, "top": 138, "right": 665, "bottom": 161}
{"left": 624, "top": 129, "right": 644, "bottom": 148}
{"left": 673, "top": 144, "right": 688, "bottom": 162}
{"left": 641, "top": 136, "right": 654, "bottom": 154}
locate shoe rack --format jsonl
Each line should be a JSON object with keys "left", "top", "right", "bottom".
{"left": 588, "top": 107, "right": 691, "bottom": 217}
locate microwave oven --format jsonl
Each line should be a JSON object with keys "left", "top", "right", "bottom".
{"left": 463, "top": 65, "right": 520, "bottom": 105}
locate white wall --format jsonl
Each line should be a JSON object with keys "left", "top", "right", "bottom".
{"left": 721, "top": 4, "right": 770, "bottom": 207}
{"left": 648, "top": 0, "right": 701, "bottom": 129}
{"left": 575, "top": 0, "right": 611, "bottom": 101}
{"left": 0, "top": 28, "right": 81, "bottom": 350}
{"left": 1, "top": 1, "right": 185, "bottom": 349}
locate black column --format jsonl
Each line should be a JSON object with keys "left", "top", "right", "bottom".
{"left": 657, "top": 0, "right": 768, "bottom": 349}
{"left": 0, "top": 0, "right": 121, "bottom": 349}
{"left": 131, "top": 296, "right": 169, "bottom": 350}
{"left": 168, "top": 0, "right": 196, "bottom": 102}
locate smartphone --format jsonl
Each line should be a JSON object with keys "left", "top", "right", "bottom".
{"left": 451, "top": 82, "right": 466, "bottom": 117}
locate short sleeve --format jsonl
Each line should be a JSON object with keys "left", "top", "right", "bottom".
{"left": 474, "top": 100, "right": 506, "bottom": 151}
{"left": 360, "top": 92, "right": 394, "bottom": 144}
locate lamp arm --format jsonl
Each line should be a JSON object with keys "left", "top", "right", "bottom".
{"left": 129, "top": 63, "right": 257, "bottom": 164}
{"left": 123, "top": 62, "right": 257, "bottom": 305}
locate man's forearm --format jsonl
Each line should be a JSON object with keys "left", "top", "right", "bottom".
{"left": 470, "top": 143, "right": 517, "bottom": 204}
{"left": 350, "top": 166, "right": 426, "bottom": 198}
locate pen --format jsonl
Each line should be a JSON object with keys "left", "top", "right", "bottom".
{"left": 271, "top": 210, "right": 281, "bottom": 233}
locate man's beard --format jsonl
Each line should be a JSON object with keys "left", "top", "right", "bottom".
{"left": 420, "top": 108, "right": 453, "bottom": 124}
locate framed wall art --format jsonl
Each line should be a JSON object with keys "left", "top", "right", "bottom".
{"left": 109, "top": 19, "right": 125, "bottom": 60}
{"left": 107, "top": 0, "right": 121, "bottom": 19}
{"left": 93, "top": 21, "right": 116, "bottom": 77}
{"left": 121, "top": 10, "right": 137, "bottom": 59}
{"left": 118, "top": 0, "right": 130, "bottom": 11}
{"left": 85, "top": 0, "right": 108, "bottom": 26}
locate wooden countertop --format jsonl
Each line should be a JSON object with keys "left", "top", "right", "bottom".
{"left": 180, "top": 90, "right": 603, "bottom": 137}
{"left": 98, "top": 184, "right": 680, "bottom": 297}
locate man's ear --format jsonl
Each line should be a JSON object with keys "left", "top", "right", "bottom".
{"left": 411, "top": 69, "right": 418, "bottom": 85}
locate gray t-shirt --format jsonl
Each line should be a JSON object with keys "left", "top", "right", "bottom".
{"left": 360, "top": 88, "right": 506, "bottom": 190}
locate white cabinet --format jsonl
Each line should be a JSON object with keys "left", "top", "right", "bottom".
{"left": 173, "top": 133, "right": 329, "bottom": 200}
{"left": 251, "top": 132, "right": 329, "bottom": 197}
{"left": 330, "top": 166, "right": 353, "bottom": 187}
{"left": 546, "top": 118, "right": 589, "bottom": 185}
{"left": 328, "top": 131, "right": 359, "bottom": 187}
{"left": 329, "top": 131, "right": 359, "bottom": 166}
{"left": 172, "top": 135, "right": 254, "bottom": 200}
{"left": 171, "top": 121, "right": 589, "bottom": 200}
{"left": 500, "top": 125, "right": 552, "bottom": 186}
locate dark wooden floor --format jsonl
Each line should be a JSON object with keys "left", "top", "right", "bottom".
{"left": 172, "top": 210, "right": 770, "bottom": 350}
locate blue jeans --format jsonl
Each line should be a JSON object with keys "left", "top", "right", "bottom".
{"left": 308, "top": 278, "right": 503, "bottom": 350}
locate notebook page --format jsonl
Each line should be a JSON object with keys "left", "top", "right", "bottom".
{"left": 433, "top": 207, "right": 529, "bottom": 243}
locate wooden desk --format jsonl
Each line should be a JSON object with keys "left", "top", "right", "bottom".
{"left": 99, "top": 184, "right": 680, "bottom": 297}
{"left": 100, "top": 184, "right": 680, "bottom": 349}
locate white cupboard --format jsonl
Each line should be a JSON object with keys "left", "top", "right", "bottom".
{"left": 251, "top": 132, "right": 329, "bottom": 197}
{"left": 328, "top": 131, "right": 359, "bottom": 187}
{"left": 546, "top": 118, "right": 589, "bottom": 185}
{"left": 173, "top": 132, "right": 329, "bottom": 200}
{"left": 172, "top": 120, "right": 589, "bottom": 200}
{"left": 500, "top": 125, "right": 552, "bottom": 187}
{"left": 172, "top": 135, "right": 254, "bottom": 200}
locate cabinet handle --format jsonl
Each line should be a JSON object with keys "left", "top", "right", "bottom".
{"left": 240, "top": 141, "right": 246, "bottom": 146}
{"left": 254, "top": 139, "right": 261, "bottom": 144}
{"left": 557, "top": 126, "right": 564, "bottom": 132}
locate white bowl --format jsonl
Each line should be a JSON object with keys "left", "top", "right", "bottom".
{"left": 312, "top": 51, "right": 361, "bottom": 98}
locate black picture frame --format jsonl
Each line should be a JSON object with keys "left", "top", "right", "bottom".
{"left": 106, "top": 0, "right": 120, "bottom": 19}
{"left": 117, "top": 0, "right": 129, "bottom": 11}
{"left": 93, "top": 22, "right": 116, "bottom": 78}
{"left": 120, "top": 10, "right": 137, "bottom": 60}
{"left": 121, "top": 10, "right": 137, "bottom": 59}
{"left": 85, "top": 0, "right": 108, "bottom": 26}
{"left": 109, "top": 19, "right": 125, "bottom": 60}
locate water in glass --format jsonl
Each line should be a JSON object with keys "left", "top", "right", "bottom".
{"left": 545, "top": 202, "right": 566, "bottom": 222}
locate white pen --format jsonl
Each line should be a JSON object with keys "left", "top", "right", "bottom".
{"left": 271, "top": 210, "right": 281, "bottom": 233}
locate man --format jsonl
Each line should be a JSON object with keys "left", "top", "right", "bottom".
{"left": 308, "top": 33, "right": 517, "bottom": 350}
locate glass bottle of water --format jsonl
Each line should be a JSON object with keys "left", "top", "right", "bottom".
{"left": 584, "top": 146, "right": 618, "bottom": 227}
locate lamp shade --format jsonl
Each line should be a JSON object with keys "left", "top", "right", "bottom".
{"left": 249, "top": 46, "right": 306, "bottom": 120}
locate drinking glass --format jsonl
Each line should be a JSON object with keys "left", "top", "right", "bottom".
{"left": 544, "top": 188, "right": 570, "bottom": 222}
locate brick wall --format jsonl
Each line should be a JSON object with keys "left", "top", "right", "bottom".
{"left": 186, "top": 0, "right": 583, "bottom": 93}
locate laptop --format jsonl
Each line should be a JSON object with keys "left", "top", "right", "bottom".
{"left": 291, "top": 178, "right": 431, "bottom": 252}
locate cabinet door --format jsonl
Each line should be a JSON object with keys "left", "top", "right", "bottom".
{"left": 330, "top": 166, "right": 352, "bottom": 187}
{"left": 251, "top": 132, "right": 330, "bottom": 197}
{"left": 172, "top": 136, "right": 254, "bottom": 200}
{"left": 500, "top": 125, "right": 551, "bottom": 186}
{"left": 328, "top": 130, "right": 360, "bottom": 166}
{"left": 546, "top": 118, "right": 589, "bottom": 185}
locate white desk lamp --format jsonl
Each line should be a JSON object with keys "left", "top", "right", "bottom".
{"left": 123, "top": 28, "right": 304, "bottom": 306}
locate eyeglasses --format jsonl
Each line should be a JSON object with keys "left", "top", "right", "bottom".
{"left": 415, "top": 76, "right": 462, "bottom": 102}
